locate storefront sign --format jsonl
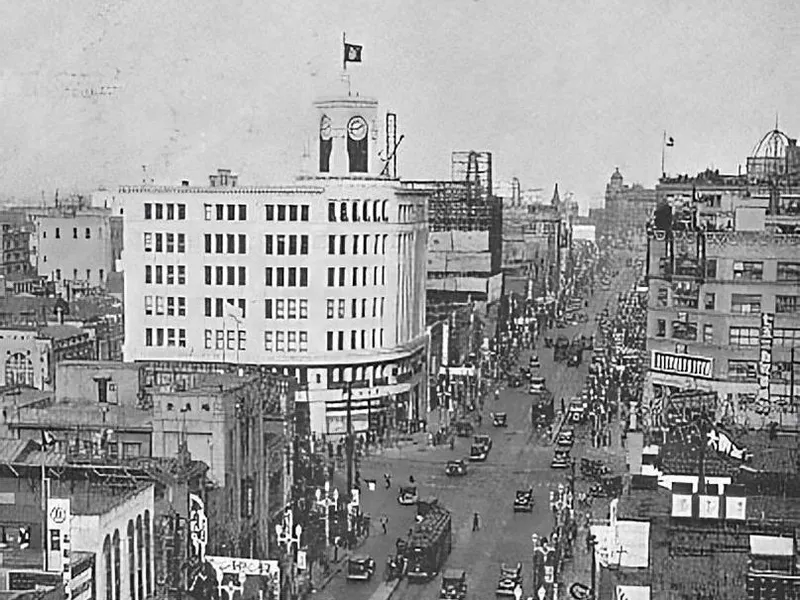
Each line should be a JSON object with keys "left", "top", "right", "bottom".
{"left": 205, "top": 556, "right": 280, "bottom": 600}
{"left": 46, "top": 498, "right": 71, "bottom": 599}
{"left": 756, "top": 313, "right": 774, "bottom": 413}
{"left": 650, "top": 350, "right": 713, "bottom": 379}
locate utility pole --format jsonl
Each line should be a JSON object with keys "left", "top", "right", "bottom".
{"left": 345, "top": 381, "right": 354, "bottom": 499}
{"left": 258, "top": 383, "right": 267, "bottom": 559}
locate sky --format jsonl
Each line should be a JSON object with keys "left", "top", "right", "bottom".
{"left": 0, "top": 0, "right": 798, "bottom": 210}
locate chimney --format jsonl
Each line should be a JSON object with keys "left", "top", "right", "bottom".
{"left": 181, "top": 180, "right": 190, "bottom": 187}
{"left": 724, "top": 484, "right": 747, "bottom": 521}
{"left": 671, "top": 482, "right": 694, "bottom": 518}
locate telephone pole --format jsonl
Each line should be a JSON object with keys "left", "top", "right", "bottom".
{"left": 345, "top": 382, "right": 354, "bottom": 498}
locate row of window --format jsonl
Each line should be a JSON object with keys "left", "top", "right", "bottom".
{"left": 654, "top": 320, "right": 800, "bottom": 347}
{"left": 265, "top": 267, "right": 309, "bottom": 287}
{"left": 265, "top": 234, "right": 310, "bottom": 256}
{"left": 203, "top": 203, "right": 248, "bottom": 221}
{"left": 204, "top": 233, "right": 247, "bottom": 255}
{"left": 204, "top": 298, "right": 247, "bottom": 318}
{"left": 101, "top": 513, "right": 152, "bottom": 600}
{"left": 264, "top": 330, "right": 309, "bottom": 352}
{"left": 728, "top": 359, "right": 798, "bottom": 382}
{"left": 656, "top": 290, "right": 800, "bottom": 314}
{"left": 204, "top": 265, "right": 247, "bottom": 286}
{"left": 327, "top": 266, "right": 386, "bottom": 287}
{"left": 43, "top": 227, "right": 94, "bottom": 240}
{"left": 264, "top": 298, "right": 309, "bottom": 319}
{"left": 144, "top": 296, "right": 186, "bottom": 317}
{"left": 326, "top": 297, "right": 385, "bottom": 319}
{"left": 144, "top": 233, "right": 187, "bottom": 253}
{"left": 51, "top": 268, "right": 104, "bottom": 282}
{"left": 144, "top": 328, "right": 187, "bottom": 347}
{"left": 327, "top": 200, "right": 389, "bottom": 223}
{"left": 731, "top": 261, "right": 800, "bottom": 282}
{"left": 204, "top": 329, "right": 247, "bottom": 351}
{"left": 326, "top": 328, "right": 384, "bottom": 351}
{"left": 144, "top": 202, "right": 186, "bottom": 220}
{"left": 327, "top": 234, "right": 388, "bottom": 256}
{"left": 265, "top": 204, "right": 310, "bottom": 222}
{"left": 144, "top": 265, "right": 186, "bottom": 285}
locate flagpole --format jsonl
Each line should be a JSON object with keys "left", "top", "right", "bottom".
{"left": 342, "top": 32, "right": 347, "bottom": 72}
{"left": 661, "top": 130, "right": 666, "bottom": 178}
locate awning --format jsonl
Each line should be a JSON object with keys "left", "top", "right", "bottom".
{"left": 616, "top": 586, "right": 650, "bottom": 600}
{"left": 750, "top": 535, "right": 794, "bottom": 556}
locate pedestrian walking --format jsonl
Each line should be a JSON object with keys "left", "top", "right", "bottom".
{"left": 472, "top": 512, "right": 480, "bottom": 531}
{"left": 379, "top": 514, "right": 388, "bottom": 535}
{"left": 449, "top": 436, "right": 455, "bottom": 451}
{"left": 384, "top": 472, "right": 392, "bottom": 489}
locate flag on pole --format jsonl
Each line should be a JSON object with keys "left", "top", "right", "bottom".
{"left": 224, "top": 301, "right": 244, "bottom": 323}
{"left": 344, "top": 42, "right": 363, "bottom": 63}
{"left": 40, "top": 430, "right": 56, "bottom": 449}
{"left": 665, "top": 136, "right": 675, "bottom": 147}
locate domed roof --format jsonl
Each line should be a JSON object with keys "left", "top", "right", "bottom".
{"left": 610, "top": 167, "right": 623, "bottom": 182}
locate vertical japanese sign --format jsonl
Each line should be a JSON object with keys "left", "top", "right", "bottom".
{"left": 46, "top": 498, "right": 71, "bottom": 600}
{"left": 188, "top": 493, "right": 208, "bottom": 562}
{"left": 757, "top": 313, "right": 774, "bottom": 415}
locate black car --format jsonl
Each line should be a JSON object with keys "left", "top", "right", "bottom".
{"left": 469, "top": 444, "right": 488, "bottom": 462}
{"left": 446, "top": 459, "right": 468, "bottom": 476}
{"left": 513, "top": 488, "right": 534, "bottom": 512}
{"left": 492, "top": 412, "right": 508, "bottom": 427}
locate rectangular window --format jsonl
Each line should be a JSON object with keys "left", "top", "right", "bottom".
{"left": 337, "top": 299, "right": 346, "bottom": 319}
{"left": 327, "top": 267, "right": 335, "bottom": 287}
{"left": 340, "top": 203, "right": 348, "bottom": 222}
{"left": 363, "top": 235, "right": 369, "bottom": 254}
{"left": 777, "top": 262, "right": 800, "bottom": 281}
{"left": 145, "top": 203, "right": 152, "bottom": 220}
{"left": 327, "top": 299, "right": 335, "bottom": 319}
{"left": 301, "top": 205, "right": 309, "bottom": 221}
{"left": 337, "top": 331, "right": 344, "bottom": 350}
{"left": 704, "top": 293, "right": 715, "bottom": 310}
{"left": 144, "top": 296, "right": 153, "bottom": 315}
{"left": 361, "top": 329, "right": 366, "bottom": 349}
{"left": 351, "top": 298, "right": 357, "bottom": 318}
{"left": 179, "top": 328, "right": 186, "bottom": 347}
{"left": 289, "top": 205, "right": 298, "bottom": 221}
{"left": 85, "top": 227, "right": 91, "bottom": 239}
{"left": 729, "top": 326, "right": 759, "bottom": 347}
{"left": 238, "top": 204, "right": 247, "bottom": 221}
{"left": 205, "top": 266, "right": 212, "bottom": 285}
{"left": 226, "top": 234, "right": 235, "bottom": 254}
{"left": 655, "top": 319, "right": 666, "bottom": 337}
{"left": 300, "top": 268, "right": 308, "bottom": 287}
{"left": 204, "top": 204, "right": 213, "bottom": 220}
{"left": 361, "top": 298, "right": 367, "bottom": 318}
{"left": 380, "top": 297, "right": 385, "bottom": 316}
{"left": 288, "top": 267, "right": 297, "bottom": 287}
{"left": 227, "top": 266, "right": 235, "bottom": 285}
{"left": 339, "top": 267, "right": 346, "bottom": 287}
{"left": 155, "top": 296, "right": 165, "bottom": 315}
{"left": 55, "top": 227, "right": 60, "bottom": 239}
{"left": 264, "top": 331, "right": 273, "bottom": 351}
{"left": 299, "top": 331, "right": 308, "bottom": 352}
{"left": 145, "top": 328, "right": 153, "bottom": 346}
{"left": 167, "top": 328, "right": 176, "bottom": 347}
{"left": 155, "top": 233, "right": 163, "bottom": 252}
{"left": 339, "top": 235, "right": 346, "bottom": 255}
{"left": 265, "top": 235, "right": 273, "bottom": 254}
{"left": 672, "top": 320, "right": 697, "bottom": 341}
{"left": 276, "top": 331, "right": 285, "bottom": 351}
{"left": 204, "top": 297, "right": 212, "bottom": 317}
{"left": 277, "top": 205, "right": 286, "bottom": 221}
{"left": 216, "top": 298, "right": 224, "bottom": 317}
{"left": 656, "top": 288, "right": 668, "bottom": 307}
{"left": 215, "top": 234, "right": 224, "bottom": 254}
{"left": 373, "top": 266, "right": 379, "bottom": 286}
{"left": 774, "top": 328, "right": 800, "bottom": 348}
{"left": 238, "top": 267, "right": 246, "bottom": 285}
{"left": 728, "top": 360, "right": 757, "bottom": 382}
{"left": 703, "top": 323, "right": 713, "bottom": 344}
{"left": 352, "top": 201, "right": 359, "bottom": 222}
{"left": 155, "top": 204, "right": 163, "bottom": 219}
{"left": 277, "top": 235, "right": 286, "bottom": 255}
{"left": 156, "top": 328, "right": 165, "bottom": 346}
{"left": 178, "top": 204, "right": 186, "bottom": 220}
{"left": 733, "top": 261, "right": 763, "bottom": 281}
{"left": 776, "top": 295, "right": 800, "bottom": 314}
{"left": 353, "top": 235, "right": 359, "bottom": 255}
{"left": 144, "top": 233, "right": 153, "bottom": 252}
{"left": 265, "top": 205, "right": 275, "bottom": 220}
{"left": 155, "top": 266, "right": 163, "bottom": 284}
{"left": 287, "top": 331, "right": 297, "bottom": 352}
{"left": 166, "top": 233, "right": 174, "bottom": 253}
{"left": 265, "top": 299, "right": 273, "bottom": 318}
{"left": 362, "top": 266, "right": 368, "bottom": 286}
{"left": 227, "top": 205, "right": 236, "bottom": 221}
{"left": 177, "top": 234, "right": 185, "bottom": 253}
{"left": 352, "top": 267, "right": 358, "bottom": 286}
{"left": 238, "top": 234, "right": 246, "bottom": 254}
{"left": 265, "top": 267, "right": 273, "bottom": 286}
{"left": 167, "top": 204, "right": 175, "bottom": 220}
{"left": 178, "top": 265, "right": 186, "bottom": 284}
{"left": 731, "top": 294, "right": 761, "bottom": 314}
{"left": 216, "top": 204, "right": 224, "bottom": 220}
{"left": 166, "top": 266, "right": 174, "bottom": 285}
{"left": 300, "top": 235, "right": 309, "bottom": 255}
{"left": 289, "top": 235, "right": 297, "bottom": 255}
{"left": 328, "top": 202, "right": 337, "bottom": 222}
{"left": 381, "top": 266, "right": 386, "bottom": 285}
{"left": 299, "top": 299, "right": 308, "bottom": 319}
{"left": 216, "top": 266, "right": 224, "bottom": 285}
{"left": 287, "top": 299, "right": 297, "bottom": 319}
{"left": 372, "top": 298, "right": 378, "bottom": 317}
{"left": 327, "top": 331, "right": 334, "bottom": 350}
{"left": 276, "top": 267, "right": 285, "bottom": 287}
{"left": 328, "top": 235, "right": 336, "bottom": 255}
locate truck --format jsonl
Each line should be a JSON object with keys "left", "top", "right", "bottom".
{"left": 404, "top": 501, "right": 453, "bottom": 583}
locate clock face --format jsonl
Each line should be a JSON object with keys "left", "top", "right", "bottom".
{"left": 320, "top": 116, "right": 332, "bottom": 141}
{"left": 348, "top": 116, "right": 368, "bottom": 141}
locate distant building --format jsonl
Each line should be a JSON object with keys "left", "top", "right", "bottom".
{"left": 594, "top": 168, "right": 656, "bottom": 249}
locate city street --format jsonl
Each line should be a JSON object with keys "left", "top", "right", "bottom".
{"left": 317, "top": 262, "right": 637, "bottom": 600}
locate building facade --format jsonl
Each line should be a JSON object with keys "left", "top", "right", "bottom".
{"left": 595, "top": 168, "right": 656, "bottom": 251}
{"left": 644, "top": 129, "right": 800, "bottom": 432}
{"left": 120, "top": 89, "right": 429, "bottom": 436}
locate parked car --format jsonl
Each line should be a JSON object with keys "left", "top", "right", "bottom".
{"left": 492, "top": 412, "right": 508, "bottom": 427}
{"left": 556, "top": 430, "right": 575, "bottom": 448}
{"left": 346, "top": 556, "right": 376, "bottom": 581}
{"left": 469, "top": 444, "right": 488, "bottom": 462}
{"left": 529, "top": 377, "right": 546, "bottom": 394}
{"left": 513, "top": 488, "right": 534, "bottom": 512}
{"left": 446, "top": 459, "right": 468, "bottom": 476}
{"left": 397, "top": 485, "right": 418, "bottom": 505}
{"left": 440, "top": 569, "right": 468, "bottom": 600}
{"left": 529, "top": 355, "right": 541, "bottom": 369}
{"left": 551, "top": 449, "right": 571, "bottom": 469}
{"left": 473, "top": 434, "right": 493, "bottom": 452}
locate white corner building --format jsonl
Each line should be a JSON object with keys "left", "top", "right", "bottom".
{"left": 120, "top": 90, "right": 429, "bottom": 436}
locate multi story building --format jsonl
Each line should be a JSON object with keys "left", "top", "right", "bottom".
{"left": 595, "top": 168, "right": 656, "bottom": 250}
{"left": 120, "top": 88, "right": 429, "bottom": 436}
{"left": 644, "top": 128, "right": 800, "bottom": 432}
{"left": 416, "top": 151, "right": 503, "bottom": 305}
{"left": 28, "top": 200, "right": 115, "bottom": 294}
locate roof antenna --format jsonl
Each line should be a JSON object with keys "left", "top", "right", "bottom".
{"left": 775, "top": 111, "right": 779, "bottom": 132}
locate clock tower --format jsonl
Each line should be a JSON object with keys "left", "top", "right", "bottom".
{"left": 312, "top": 94, "right": 381, "bottom": 178}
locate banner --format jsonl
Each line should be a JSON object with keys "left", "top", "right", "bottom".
{"left": 188, "top": 493, "right": 208, "bottom": 562}
{"left": 756, "top": 313, "right": 774, "bottom": 414}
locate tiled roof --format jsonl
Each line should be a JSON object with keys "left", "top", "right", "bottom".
{"left": 0, "top": 438, "right": 35, "bottom": 463}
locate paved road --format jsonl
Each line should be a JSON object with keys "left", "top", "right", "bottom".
{"left": 317, "top": 261, "right": 637, "bottom": 600}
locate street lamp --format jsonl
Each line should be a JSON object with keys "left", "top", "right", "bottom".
{"left": 314, "top": 482, "right": 339, "bottom": 548}
{"left": 275, "top": 509, "right": 302, "bottom": 555}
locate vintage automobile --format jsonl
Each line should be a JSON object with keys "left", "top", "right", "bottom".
{"left": 397, "top": 485, "right": 419, "bottom": 505}
{"left": 473, "top": 434, "right": 493, "bottom": 452}
{"left": 346, "top": 555, "right": 376, "bottom": 581}
{"left": 454, "top": 420, "right": 475, "bottom": 437}
{"left": 492, "top": 412, "right": 508, "bottom": 427}
{"left": 469, "top": 444, "right": 488, "bottom": 462}
{"left": 529, "top": 377, "right": 546, "bottom": 393}
{"left": 440, "top": 569, "right": 468, "bottom": 600}
{"left": 551, "top": 449, "right": 571, "bottom": 469}
{"left": 445, "top": 459, "right": 468, "bottom": 476}
{"left": 529, "top": 355, "right": 541, "bottom": 369}
{"left": 513, "top": 488, "right": 534, "bottom": 512}
{"left": 556, "top": 430, "right": 575, "bottom": 448}
{"left": 495, "top": 563, "right": 523, "bottom": 596}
